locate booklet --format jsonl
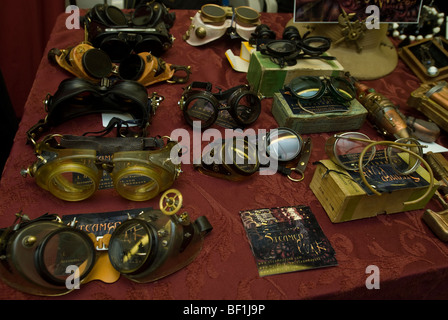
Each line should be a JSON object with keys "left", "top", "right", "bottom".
{"left": 240, "top": 205, "right": 337, "bottom": 277}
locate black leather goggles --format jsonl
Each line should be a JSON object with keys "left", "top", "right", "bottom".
{"left": 27, "top": 78, "right": 152, "bottom": 144}
{"left": 179, "top": 81, "right": 261, "bottom": 129}
{"left": 254, "top": 25, "right": 334, "bottom": 68}
{"left": 83, "top": 2, "right": 175, "bottom": 61}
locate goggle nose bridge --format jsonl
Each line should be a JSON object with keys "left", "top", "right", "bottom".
{"left": 95, "top": 158, "right": 115, "bottom": 173}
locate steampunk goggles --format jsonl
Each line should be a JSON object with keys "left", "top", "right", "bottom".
{"left": 26, "top": 78, "right": 154, "bottom": 144}
{"left": 48, "top": 42, "right": 190, "bottom": 86}
{"left": 183, "top": 4, "right": 260, "bottom": 46}
{"left": 179, "top": 81, "right": 261, "bottom": 129}
{"left": 285, "top": 75, "right": 356, "bottom": 103}
{"left": 83, "top": 2, "right": 175, "bottom": 59}
{"left": 195, "top": 128, "right": 312, "bottom": 182}
{"left": 21, "top": 134, "right": 181, "bottom": 202}
{"left": 0, "top": 191, "right": 212, "bottom": 296}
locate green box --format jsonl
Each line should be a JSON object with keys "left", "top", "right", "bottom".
{"left": 246, "top": 51, "right": 345, "bottom": 97}
{"left": 271, "top": 91, "right": 368, "bottom": 134}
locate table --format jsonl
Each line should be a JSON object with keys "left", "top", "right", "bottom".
{"left": 1, "top": 9, "right": 448, "bottom": 301}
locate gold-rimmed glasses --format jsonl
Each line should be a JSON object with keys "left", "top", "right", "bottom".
{"left": 325, "top": 132, "right": 434, "bottom": 205}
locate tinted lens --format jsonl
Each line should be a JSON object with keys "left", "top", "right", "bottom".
{"left": 132, "top": 5, "right": 153, "bottom": 26}
{"left": 183, "top": 96, "right": 218, "bottom": 129}
{"left": 106, "top": 5, "right": 127, "bottom": 25}
{"left": 330, "top": 77, "right": 355, "bottom": 101}
{"left": 201, "top": 4, "right": 226, "bottom": 21}
{"left": 266, "top": 128, "right": 302, "bottom": 161}
{"left": 288, "top": 76, "right": 323, "bottom": 99}
{"left": 387, "top": 138, "right": 422, "bottom": 175}
{"left": 266, "top": 40, "right": 296, "bottom": 56}
{"left": 327, "top": 132, "right": 375, "bottom": 170}
{"left": 235, "top": 6, "right": 260, "bottom": 24}
{"left": 100, "top": 38, "right": 132, "bottom": 62}
{"left": 82, "top": 49, "right": 112, "bottom": 78}
{"left": 231, "top": 92, "right": 260, "bottom": 126}
{"left": 119, "top": 54, "right": 144, "bottom": 80}
{"left": 134, "top": 36, "right": 164, "bottom": 57}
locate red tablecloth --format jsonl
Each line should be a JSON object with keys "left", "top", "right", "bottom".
{"left": 1, "top": 9, "right": 448, "bottom": 301}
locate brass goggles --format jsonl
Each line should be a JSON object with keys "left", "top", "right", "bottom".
{"left": 195, "top": 128, "right": 309, "bottom": 181}
{"left": 49, "top": 42, "right": 190, "bottom": 86}
{"left": 285, "top": 76, "right": 356, "bottom": 103}
{"left": 0, "top": 195, "right": 212, "bottom": 296}
{"left": 325, "top": 132, "right": 434, "bottom": 203}
{"left": 179, "top": 81, "right": 261, "bottom": 129}
{"left": 183, "top": 4, "right": 260, "bottom": 46}
{"left": 21, "top": 134, "right": 181, "bottom": 202}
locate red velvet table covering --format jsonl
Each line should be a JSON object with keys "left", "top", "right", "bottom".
{"left": 1, "top": 9, "right": 448, "bottom": 301}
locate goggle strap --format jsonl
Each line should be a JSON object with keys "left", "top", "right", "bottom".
{"left": 58, "top": 134, "right": 165, "bottom": 153}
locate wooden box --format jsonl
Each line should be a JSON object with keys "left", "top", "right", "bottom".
{"left": 399, "top": 38, "right": 448, "bottom": 83}
{"left": 271, "top": 91, "right": 368, "bottom": 134}
{"left": 310, "top": 159, "right": 439, "bottom": 223}
{"left": 246, "top": 51, "right": 344, "bottom": 97}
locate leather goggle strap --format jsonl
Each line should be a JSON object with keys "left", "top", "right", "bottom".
{"left": 185, "top": 81, "right": 250, "bottom": 101}
{"left": 26, "top": 118, "right": 51, "bottom": 145}
{"left": 58, "top": 135, "right": 165, "bottom": 154}
{"left": 57, "top": 134, "right": 165, "bottom": 154}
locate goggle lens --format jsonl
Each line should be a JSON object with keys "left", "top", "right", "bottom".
{"left": 184, "top": 96, "right": 217, "bottom": 129}
{"left": 266, "top": 128, "right": 302, "bottom": 162}
{"left": 289, "top": 76, "right": 322, "bottom": 99}
{"left": 38, "top": 230, "right": 95, "bottom": 283}
{"left": 115, "top": 172, "right": 159, "bottom": 201}
{"left": 232, "top": 93, "right": 260, "bottom": 125}
{"left": 330, "top": 77, "right": 356, "bottom": 101}
{"left": 46, "top": 162, "right": 99, "bottom": 201}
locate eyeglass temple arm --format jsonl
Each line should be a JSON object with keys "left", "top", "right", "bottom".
{"left": 334, "top": 135, "right": 427, "bottom": 149}
{"left": 358, "top": 141, "right": 434, "bottom": 205}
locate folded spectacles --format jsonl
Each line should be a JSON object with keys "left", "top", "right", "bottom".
{"left": 325, "top": 131, "right": 434, "bottom": 204}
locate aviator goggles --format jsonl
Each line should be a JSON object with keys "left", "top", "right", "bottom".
{"left": 26, "top": 78, "right": 154, "bottom": 144}
{"left": 0, "top": 195, "right": 212, "bottom": 296}
{"left": 183, "top": 4, "right": 260, "bottom": 46}
{"left": 179, "top": 81, "right": 261, "bottom": 129}
{"left": 325, "top": 131, "right": 434, "bottom": 204}
{"left": 285, "top": 75, "right": 356, "bottom": 103}
{"left": 21, "top": 134, "right": 182, "bottom": 202}
{"left": 195, "top": 127, "right": 312, "bottom": 182}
